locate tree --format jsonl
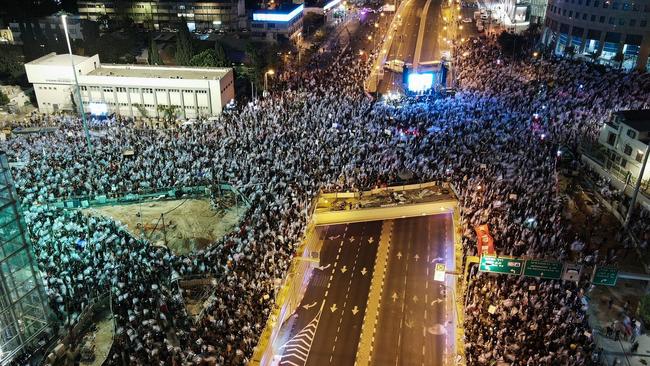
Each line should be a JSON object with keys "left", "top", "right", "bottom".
{"left": 496, "top": 32, "right": 526, "bottom": 58}
{"left": 157, "top": 105, "right": 178, "bottom": 123}
{"left": 0, "top": 91, "right": 9, "bottom": 106}
{"left": 174, "top": 19, "right": 194, "bottom": 66}
{"left": 81, "top": 20, "right": 100, "bottom": 56}
{"left": 189, "top": 49, "right": 219, "bottom": 67}
{"left": 148, "top": 38, "right": 164, "bottom": 65}
{"left": 0, "top": 46, "right": 25, "bottom": 80}
{"left": 213, "top": 41, "right": 228, "bottom": 67}
{"left": 245, "top": 42, "right": 266, "bottom": 72}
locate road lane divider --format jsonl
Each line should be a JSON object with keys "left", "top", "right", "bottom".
{"left": 354, "top": 220, "right": 394, "bottom": 366}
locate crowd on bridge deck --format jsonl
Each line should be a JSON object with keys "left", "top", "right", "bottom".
{"left": 2, "top": 18, "right": 650, "bottom": 366}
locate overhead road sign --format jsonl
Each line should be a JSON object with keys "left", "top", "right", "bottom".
{"left": 593, "top": 266, "right": 618, "bottom": 286}
{"left": 479, "top": 256, "right": 523, "bottom": 275}
{"left": 523, "top": 259, "right": 563, "bottom": 280}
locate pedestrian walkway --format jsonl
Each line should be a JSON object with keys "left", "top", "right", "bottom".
{"left": 588, "top": 282, "right": 650, "bottom": 365}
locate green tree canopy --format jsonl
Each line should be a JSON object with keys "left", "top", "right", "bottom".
{"left": 175, "top": 19, "right": 194, "bottom": 66}
{"left": 189, "top": 49, "right": 220, "bottom": 67}
{"left": 148, "top": 38, "right": 164, "bottom": 65}
{"left": 0, "top": 46, "right": 25, "bottom": 79}
{"left": 213, "top": 41, "right": 228, "bottom": 67}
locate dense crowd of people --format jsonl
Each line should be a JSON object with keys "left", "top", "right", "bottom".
{"left": 2, "top": 12, "right": 650, "bottom": 366}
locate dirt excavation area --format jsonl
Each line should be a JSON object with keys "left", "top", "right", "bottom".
{"left": 84, "top": 198, "right": 243, "bottom": 255}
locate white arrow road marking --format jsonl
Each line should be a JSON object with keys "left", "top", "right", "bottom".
{"left": 316, "top": 263, "right": 331, "bottom": 271}
{"left": 412, "top": 295, "right": 419, "bottom": 303}
{"left": 280, "top": 301, "right": 324, "bottom": 365}
{"left": 414, "top": 254, "right": 420, "bottom": 261}
{"left": 392, "top": 292, "right": 398, "bottom": 302}
{"left": 430, "top": 298, "right": 443, "bottom": 306}
{"left": 352, "top": 306, "right": 359, "bottom": 315}
{"left": 328, "top": 235, "right": 341, "bottom": 240}
{"left": 361, "top": 267, "right": 368, "bottom": 276}
{"left": 349, "top": 236, "right": 355, "bottom": 242}
{"left": 368, "top": 236, "right": 374, "bottom": 244}
{"left": 302, "top": 302, "right": 317, "bottom": 310}
{"left": 330, "top": 304, "right": 338, "bottom": 313}
{"left": 340, "top": 265, "right": 348, "bottom": 274}
{"left": 397, "top": 252, "right": 403, "bottom": 259}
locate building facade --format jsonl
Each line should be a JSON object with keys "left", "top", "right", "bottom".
{"left": 8, "top": 15, "right": 84, "bottom": 46}
{"left": 529, "top": 0, "right": 548, "bottom": 24}
{"left": 542, "top": 0, "right": 650, "bottom": 70}
{"left": 251, "top": 4, "right": 304, "bottom": 42}
{"left": 0, "top": 152, "right": 50, "bottom": 366}
{"left": 597, "top": 110, "right": 650, "bottom": 185}
{"left": 77, "top": 0, "right": 247, "bottom": 31}
{"left": 25, "top": 53, "right": 235, "bottom": 119}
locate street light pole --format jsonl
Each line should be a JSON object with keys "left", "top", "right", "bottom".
{"left": 61, "top": 14, "right": 93, "bottom": 155}
{"left": 624, "top": 144, "right": 650, "bottom": 230}
{"left": 264, "top": 69, "right": 275, "bottom": 93}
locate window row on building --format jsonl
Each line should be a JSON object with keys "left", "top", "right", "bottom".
{"left": 547, "top": 4, "right": 648, "bottom": 28}
{"left": 550, "top": 0, "right": 650, "bottom": 11}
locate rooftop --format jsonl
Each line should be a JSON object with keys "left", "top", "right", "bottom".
{"left": 615, "top": 109, "right": 650, "bottom": 133}
{"left": 252, "top": 3, "right": 303, "bottom": 21}
{"left": 88, "top": 64, "right": 231, "bottom": 80}
{"left": 26, "top": 52, "right": 89, "bottom": 67}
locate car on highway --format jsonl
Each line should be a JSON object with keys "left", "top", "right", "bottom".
{"left": 384, "top": 59, "right": 410, "bottom": 73}
{"left": 477, "top": 23, "right": 484, "bottom": 32}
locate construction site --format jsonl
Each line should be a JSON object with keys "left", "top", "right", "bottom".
{"left": 83, "top": 192, "right": 244, "bottom": 255}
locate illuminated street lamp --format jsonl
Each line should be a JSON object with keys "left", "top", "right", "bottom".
{"left": 60, "top": 13, "right": 93, "bottom": 155}
{"left": 264, "top": 69, "right": 275, "bottom": 92}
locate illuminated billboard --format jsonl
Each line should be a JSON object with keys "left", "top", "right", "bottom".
{"left": 324, "top": 0, "right": 342, "bottom": 10}
{"left": 253, "top": 4, "right": 304, "bottom": 22}
{"left": 407, "top": 72, "right": 434, "bottom": 92}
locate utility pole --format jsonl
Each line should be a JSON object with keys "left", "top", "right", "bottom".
{"left": 61, "top": 13, "right": 93, "bottom": 155}
{"left": 624, "top": 144, "right": 650, "bottom": 230}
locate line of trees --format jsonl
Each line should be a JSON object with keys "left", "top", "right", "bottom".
{"left": 171, "top": 20, "right": 229, "bottom": 67}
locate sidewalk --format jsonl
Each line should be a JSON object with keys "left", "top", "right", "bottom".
{"left": 588, "top": 282, "right": 650, "bottom": 366}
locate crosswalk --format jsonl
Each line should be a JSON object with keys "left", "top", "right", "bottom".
{"left": 279, "top": 302, "right": 324, "bottom": 366}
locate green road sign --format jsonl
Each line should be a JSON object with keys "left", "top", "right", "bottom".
{"left": 593, "top": 266, "right": 618, "bottom": 286}
{"left": 479, "top": 256, "right": 524, "bottom": 275}
{"left": 524, "top": 259, "right": 563, "bottom": 280}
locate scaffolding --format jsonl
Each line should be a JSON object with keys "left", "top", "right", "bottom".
{"left": 0, "top": 152, "right": 49, "bottom": 365}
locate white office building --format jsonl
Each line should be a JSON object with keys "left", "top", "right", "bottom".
{"left": 251, "top": 4, "right": 304, "bottom": 42}
{"left": 25, "top": 52, "right": 235, "bottom": 119}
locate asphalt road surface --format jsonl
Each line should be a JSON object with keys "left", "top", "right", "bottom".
{"left": 278, "top": 221, "right": 381, "bottom": 366}
{"left": 419, "top": 0, "right": 444, "bottom": 63}
{"left": 372, "top": 214, "right": 454, "bottom": 366}
{"left": 379, "top": 0, "right": 445, "bottom": 92}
